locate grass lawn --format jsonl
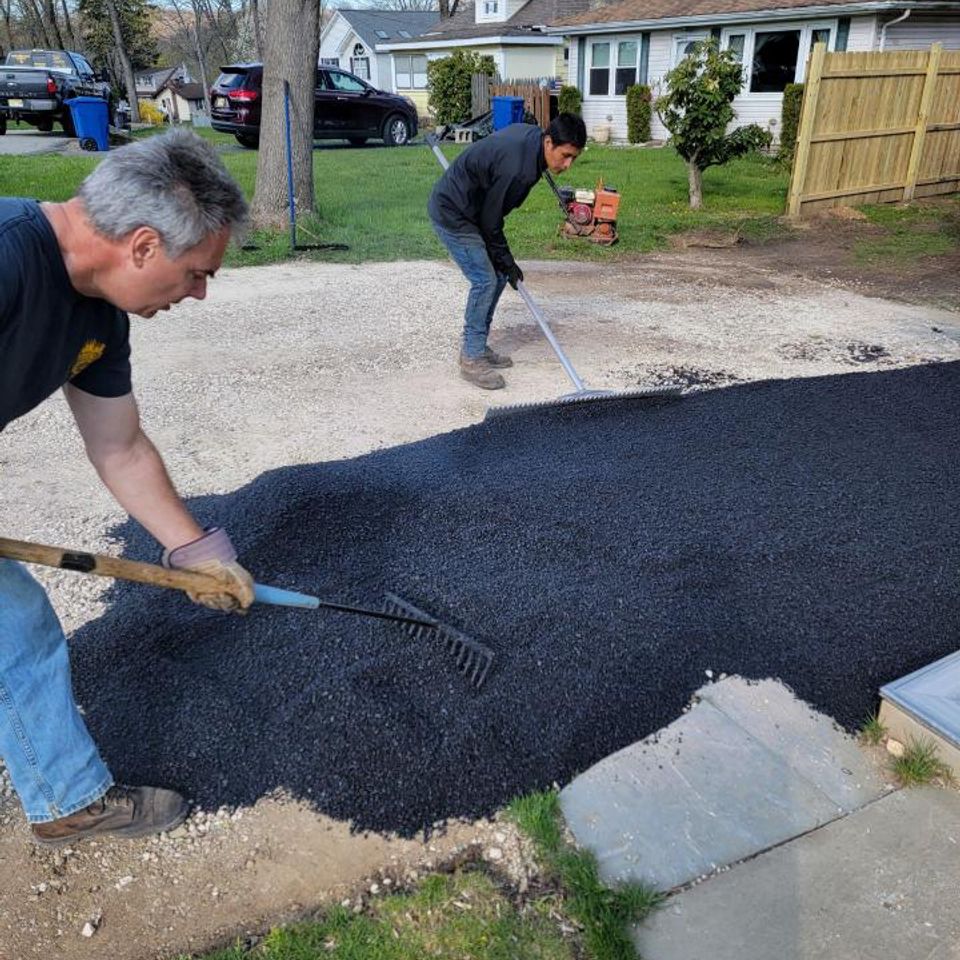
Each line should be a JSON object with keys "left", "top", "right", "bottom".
{"left": 0, "top": 126, "right": 790, "bottom": 266}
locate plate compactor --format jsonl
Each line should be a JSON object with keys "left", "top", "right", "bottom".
{"left": 555, "top": 179, "right": 620, "bottom": 246}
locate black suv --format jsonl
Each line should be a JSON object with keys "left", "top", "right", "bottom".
{"left": 210, "top": 63, "right": 419, "bottom": 149}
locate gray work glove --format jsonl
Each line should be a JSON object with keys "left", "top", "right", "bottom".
{"left": 161, "top": 527, "right": 255, "bottom": 613}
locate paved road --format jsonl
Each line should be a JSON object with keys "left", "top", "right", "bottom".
{"left": 0, "top": 129, "right": 71, "bottom": 155}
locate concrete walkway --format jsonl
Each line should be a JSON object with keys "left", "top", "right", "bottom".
{"left": 560, "top": 677, "right": 960, "bottom": 960}
{"left": 0, "top": 129, "right": 71, "bottom": 155}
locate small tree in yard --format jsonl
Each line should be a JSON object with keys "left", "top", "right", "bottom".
{"left": 427, "top": 50, "right": 495, "bottom": 127}
{"left": 656, "top": 39, "right": 772, "bottom": 209}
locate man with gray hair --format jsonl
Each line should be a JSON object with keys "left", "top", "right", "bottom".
{"left": 1, "top": 130, "right": 253, "bottom": 845}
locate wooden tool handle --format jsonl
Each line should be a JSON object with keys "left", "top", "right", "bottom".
{"left": 0, "top": 536, "right": 223, "bottom": 595}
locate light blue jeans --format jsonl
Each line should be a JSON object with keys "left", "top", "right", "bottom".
{"left": 0, "top": 560, "right": 112, "bottom": 822}
{"left": 432, "top": 221, "right": 509, "bottom": 359}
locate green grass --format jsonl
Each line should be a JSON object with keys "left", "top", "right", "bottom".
{"left": 889, "top": 737, "right": 954, "bottom": 787}
{"left": 0, "top": 135, "right": 789, "bottom": 266}
{"left": 178, "top": 869, "right": 574, "bottom": 960}
{"left": 508, "top": 791, "right": 662, "bottom": 960}
{"left": 858, "top": 711, "right": 887, "bottom": 746}
{"left": 855, "top": 199, "right": 960, "bottom": 263}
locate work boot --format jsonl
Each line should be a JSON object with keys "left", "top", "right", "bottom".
{"left": 483, "top": 347, "right": 513, "bottom": 368}
{"left": 459, "top": 354, "right": 505, "bottom": 390}
{"left": 31, "top": 785, "right": 190, "bottom": 846}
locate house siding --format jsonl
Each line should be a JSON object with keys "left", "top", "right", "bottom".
{"left": 845, "top": 14, "right": 879, "bottom": 50}
{"left": 503, "top": 46, "right": 560, "bottom": 78}
{"left": 884, "top": 14, "right": 960, "bottom": 50}
{"left": 320, "top": 16, "right": 352, "bottom": 68}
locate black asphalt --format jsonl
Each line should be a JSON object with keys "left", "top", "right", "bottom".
{"left": 71, "top": 362, "right": 960, "bottom": 834}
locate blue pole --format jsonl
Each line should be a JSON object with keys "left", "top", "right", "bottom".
{"left": 283, "top": 79, "right": 297, "bottom": 250}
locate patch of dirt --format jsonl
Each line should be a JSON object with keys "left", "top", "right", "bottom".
{"left": 622, "top": 364, "right": 744, "bottom": 389}
{"left": 776, "top": 338, "right": 894, "bottom": 366}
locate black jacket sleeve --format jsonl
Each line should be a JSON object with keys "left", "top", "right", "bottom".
{"left": 466, "top": 148, "right": 515, "bottom": 274}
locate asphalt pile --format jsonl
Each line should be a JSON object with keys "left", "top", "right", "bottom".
{"left": 71, "top": 362, "right": 960, "bottom": 834}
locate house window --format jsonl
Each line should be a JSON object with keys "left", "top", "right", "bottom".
{"left": 750, "top": 30, "right": 800, "bottom": 92}
{"left": 589, "top": 42, "right": 610, "bottom": 95}
{"left": 350, "top": 42, "right": 370, "bottom": 80}
{"left": 320, "top": 57, "right": 339, "bottom": 66}
{"left": 727, "top": 34, "right": 746, "bottom": 62}
{"left": 615, "top": 40, "right": 637, "bottom": 94}
{"left": 396, "top": 55, "right": 428, "bottom": 89}
{"left": 484, "top": 0, "right": 499, "bottom": 12}
{"left": 673, "top": 34, "right": 708, "bottom": 65}
{"left": 811, "top": 27, "right": 831, "bottom": 49}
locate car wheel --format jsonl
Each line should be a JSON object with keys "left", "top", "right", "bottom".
{"left": 235, "top": 133, "right": 259, "bottom": 149}
{"left": 36, "top": 118, "right": 53, "bottom": 132}
{"left": 383, "top": 114, "right": 409, "bottom": 147}
{"left": 348, "top": 137, "right": 367, "bottom": 147}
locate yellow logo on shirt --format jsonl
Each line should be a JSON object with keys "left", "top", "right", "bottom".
{"left": 70, "top": 339, "right": 106, "bottom": 377}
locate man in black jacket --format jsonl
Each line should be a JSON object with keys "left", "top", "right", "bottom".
{"left": 429, "top": 113, "right": 587, "bottom": 390}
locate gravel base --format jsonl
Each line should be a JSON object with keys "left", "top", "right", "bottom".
{"left": 65, "top": 360, "right": 960, "bottom": 835}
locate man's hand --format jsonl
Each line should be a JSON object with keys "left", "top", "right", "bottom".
{"left": 162, "top": 527, "right": 255, "bottom": 613}
{"left": 505, "top": 263, "right": 524, "bottom": 290}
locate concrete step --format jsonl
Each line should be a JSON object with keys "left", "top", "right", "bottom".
{"left": 559, "top": 677, "right": 889, "bottom": 892}
{"left": 881, "top": 649, "right": 960, "bottom": 779}
{"left": 634, "top": 786, "right": 960, "bottom": 960}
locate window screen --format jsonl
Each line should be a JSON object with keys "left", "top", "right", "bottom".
{"left": 589, "top": 42, "right": 610, "bottom": 96}
{"left": 615, "top": 40, "right": 637, "bottom": 95}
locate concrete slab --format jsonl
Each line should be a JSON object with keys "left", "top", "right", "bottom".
{"left": 560, "top": 678, "right": 888, "bottom": 891}
{"left": 882, "top": 649, "right": 960, "bottom": 748}
{"left": 880, "top": 700, "right": 960, "bottom": 781}
{"left": 634, "top": 787, "right": 960, "bottom": 960}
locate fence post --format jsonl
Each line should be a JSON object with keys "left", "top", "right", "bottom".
{"left": 787, "top": 41, "right": 827, "bottom": 218}
{"left": 903, "top": 42, "right": 943, "bottom": 202}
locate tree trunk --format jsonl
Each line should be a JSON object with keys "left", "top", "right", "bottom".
{"left": 43, "top": 0, "right": 64, "bottom": 48}
{"left": 251, "top": 0, "right": 320, "bottom": 230}
{"left": 687, "top": 160, "right": 703, "bottom": 210}
{"left": 23, "top": 0, "right": 53, "bottom": 47}
{"left": 190, "top": 11, "right": 213, "bottom": 116}
{"left": 58, "top": 0, "right": 77, "bottom": 49}
{"left": 103, "top": 0, "right": 140, "bottom": 122}
{"left": 250, "top": 0, "right": 263, "bottom": 59}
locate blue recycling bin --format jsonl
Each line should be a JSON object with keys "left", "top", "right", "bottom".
{"left": 491, "top": 95, "right": 525, "bottom": 131}
{"left": 64, "top": 96, "right": 109, "bottom": 152}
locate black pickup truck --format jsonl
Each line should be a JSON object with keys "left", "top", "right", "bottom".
{"left": 0, "top": 49, "right": 110, "bottom": 135}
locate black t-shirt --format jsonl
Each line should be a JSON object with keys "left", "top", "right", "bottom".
{"left": 0, "top": 198, "right": 132, "bottom": 431}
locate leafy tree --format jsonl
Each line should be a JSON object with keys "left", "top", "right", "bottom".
{"left": 427, "top": 49, "right": 494, "bottom": 127}
{"left": 558, "top": 84, "right": 581, "bottom": 116}
{"left": 655, "top": 39, "right": 772, "bottom": 209}
{"left": 78, "top": 0, "right": 157, "bottom": 72}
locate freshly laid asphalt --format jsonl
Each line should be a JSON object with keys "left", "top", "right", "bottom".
{"left": 70, "top": 362, "right": 960, "bottom": 834}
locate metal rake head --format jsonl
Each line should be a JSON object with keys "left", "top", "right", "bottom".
{"left": 383, "top": 592, "right": 494, "bottom": 689}
{"left": 485, "top": 384, "right": 684, "bottom": 419}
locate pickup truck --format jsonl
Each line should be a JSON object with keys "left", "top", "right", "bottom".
{"left": 0, "top": 49, "right": 110, "bottom": 136}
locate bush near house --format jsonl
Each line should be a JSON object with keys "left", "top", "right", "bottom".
{"left": 558, "top": 84, "right": 582, "bottom": 116}
{"left": 778, "top": 83, "right": 805, "bottom": 167}
{"left": 656, "top": 39, "right": 772, "bottom": 209}
{"left": 427, "top": 50, "right": 496, "bottom": 127}
{"left": 626, "top": 84, "right": 651, "bottom": 143}
{"left": 137, "top": 100, "right": 165, "bottom": 125}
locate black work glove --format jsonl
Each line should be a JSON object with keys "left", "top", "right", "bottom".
{"left": 505, "top": 262, "right": 524, "bottom": 290}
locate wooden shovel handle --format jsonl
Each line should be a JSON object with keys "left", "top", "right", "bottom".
{"left": 0, "top": 536, "right": 223, "bottom": 595}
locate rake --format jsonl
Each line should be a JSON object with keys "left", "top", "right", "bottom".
{"left": 425, "top": 134, "right": 683, "bottom": 417}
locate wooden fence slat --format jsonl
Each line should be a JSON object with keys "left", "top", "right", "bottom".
{"left": 903, "top": 42, "right": 943, "bottom": 201}
{"left": 787, "top": 41, "right": 827, "bottom": 218}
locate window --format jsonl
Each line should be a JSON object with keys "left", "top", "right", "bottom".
{"left": 673, "top": 33, "right": 708, "bottom": 66}
{"left": 811, "top": 27, "right": 831, "bottom": 49}
{"left": 350, "top": 42, "right": 370, "bottom": 80}
{"left": 615, "top": 40, "right": 637, "bottom": 95}
{"left": 750, "top": 30, "right": 800, "bottom": 92}
{"left": 328, "top": 69, "right": 368, "bottom": 93}
{"left": 398, "top": 30, "right": 412, "bottom": 38}
{"left": 319, "top": 57, "right": 340, "bottom": 66}
{"left": 484, "top": 0, "right": 499, "bottom": 12}
{"left": 395, "top": 55, "right": 428, "bottom": 89}
{"left": 375, "top": 30, "right": 389, "bottom": 39}
{"left": 727, "top": 34, "right": 746, "bottom": 62}
{"left": 589, "top": 42, "right": 610, "bottom": 96}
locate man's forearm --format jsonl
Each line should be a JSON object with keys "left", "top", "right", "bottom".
{"left": 90, "top": 430, "right": 203, "bottom": 550}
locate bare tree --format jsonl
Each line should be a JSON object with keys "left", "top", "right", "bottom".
{"left": 438, "top": 0, "right": 460, "bottom": 17}
{"left": 103, "top": 0, "right": 140, "bottom": 120}
{"left": 251, "top": 0, "right": 320, "bottom": 230}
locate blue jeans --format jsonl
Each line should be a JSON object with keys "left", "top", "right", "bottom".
{"left": 432, "top": 221, "right": 508, "bottom": 359}
{"left": 0, "top": 560, "right": 112, "bottom": 822}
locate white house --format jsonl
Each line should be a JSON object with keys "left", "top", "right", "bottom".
{"left": 376, "top": 0, "right": 588, "bottom": 115}
{"left": 550, "top": 1, "right": 960, "bottom": 142}
{"left": 319, "top": 8, "right": 440, "bottom": 95}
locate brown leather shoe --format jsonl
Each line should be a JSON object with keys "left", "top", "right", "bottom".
{"left": 483, "top": 347, "right": 513, "bottom": 368}
{"left": 459, "top": 354, "right": 505, "bottom": 390}
{"left": 31, "top": 785, "right": 190, "bottom": 846}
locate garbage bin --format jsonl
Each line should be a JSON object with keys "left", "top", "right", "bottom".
{"left": 491, "top": 95, "right": 525, "bottom": 131}
{"left": 64, "top": 96, "right": 110, "bottom": 152}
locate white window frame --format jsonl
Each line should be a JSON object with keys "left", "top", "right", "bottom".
{"left": 672, "top": 32, "right": 709, "bottom": 66}
{"left": 394, "top": 54, "right": 428, "bottom": 90}
{"left": 719, "top": 20, "right": 837, "bottom": 96}
{"left": 350, "top": 42, "right": 370, "bottom": 80}
{"left": 585, "top": 34, "right": 646, "bottom": 99}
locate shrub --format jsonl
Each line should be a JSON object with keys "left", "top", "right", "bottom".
{"left": 137, "top": 100, "right": 165, "bottom": 125}
{"left": 427, "top": 50, "right": 496, "bottom": 127}
{"left": 626, "top": 83, "right": 651, "bottom": 143}
{"left": 558, "top": 84, "right": 582, "bottom": 116}
{"left": 778, "top": 82, "right": 805, "bottom": 166}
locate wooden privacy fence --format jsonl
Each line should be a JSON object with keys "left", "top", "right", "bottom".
{"left": 787, "top": 42, "right": 960, "bottom": 217}
{"left": 471, "top": 73, "right": 492, "bottom": 116}
{"left": 491, "top": 80, "right": 552, "bottom": 129}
